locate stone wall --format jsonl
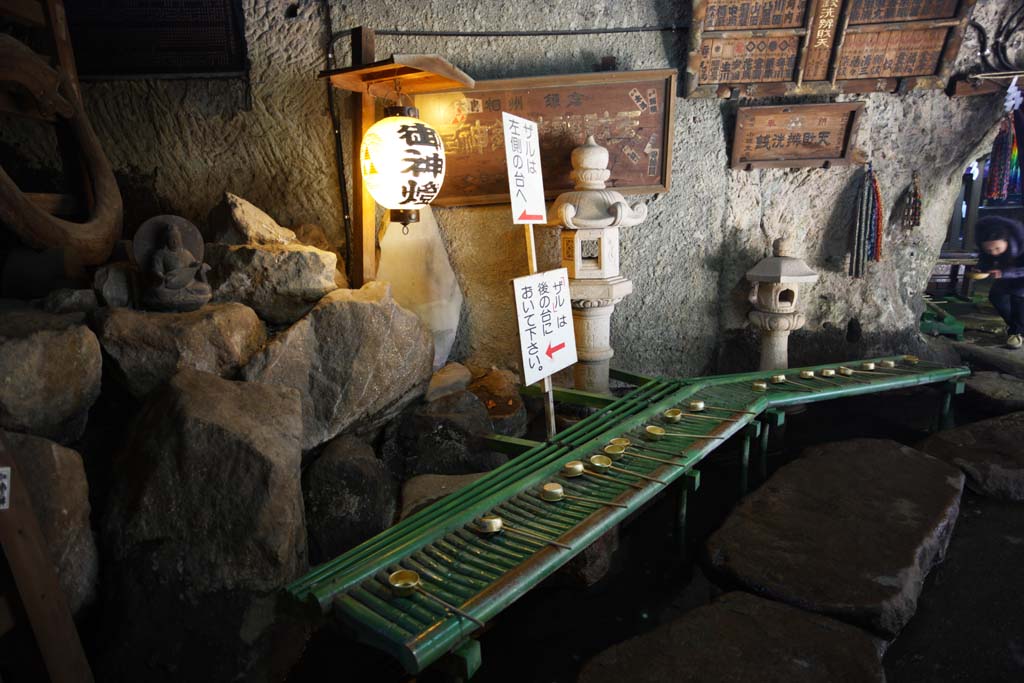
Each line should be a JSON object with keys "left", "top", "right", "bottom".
{"left": 2, "top": 0, "right": 1014, "bottom": 378}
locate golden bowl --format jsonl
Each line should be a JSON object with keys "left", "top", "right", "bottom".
{"left": 820, "top": 368, "right": 836, "bottom": 377}
{"left": 603, "top": 445, "right": 626, "bottom": 461}
{"left": 687, "top": 400, "right": 706, "bottom": 412}
{"left": 476, "top": 514, "right": 504, "bottom": 533}
{"left": 609, "top": 437, "right": 631, "bottom": 447}
{"left": 388, "top": 569, "right": 420, "bottom": 597}
{"left": 540, "top": 482, "right": 564, "bottom": 501}
{"left": 663, "top": 408, "right": 683, "bottom": 423}
{"left": 770, "top": 374, "right": 787, "bottom": 384}
{"left": 751, "top": 380, "right": 768, "bottom": 391}
{"left": 799, "top": 370, "right": 815, "bottom": 379}
{"left": 561, "top": 460, "right": 585, "bottom": 477}
{"left": 588, "top": 454, "right": 613, "bottom": 471}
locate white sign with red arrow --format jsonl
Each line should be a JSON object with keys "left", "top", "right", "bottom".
{"left": 512, "top": 267, "right": 577, "bottom": 386}
{"left": 502, "top": 112, "right": 547, "bottom": 225}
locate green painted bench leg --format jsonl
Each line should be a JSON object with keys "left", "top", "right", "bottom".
{"left": 672, "top": 471, "right": 701, "bottom": 562}
{"left": 758, "top": 408, "right": 786, "bottom": 483}
{"left": 937, "top": 380, "right": 965, "bottom": 432}
{"left": 437, "top": 639, "right": 481, "bottom": 681}
{"left": 739, "top": 422, "right": 760, "bottom": 496}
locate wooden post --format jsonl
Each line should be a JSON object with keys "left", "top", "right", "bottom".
{"left": 350, "top": 27, "right": 377, "bottom": 287}
{"left": 0, "top": 451, "right": 93, "bottom": 683}
{"left": 523, "top": 223, "right": 557, "bottom": 440}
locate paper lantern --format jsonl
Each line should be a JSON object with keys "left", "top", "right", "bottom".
{"left": 360, "top": 106, "right": 446, "bottom": 227}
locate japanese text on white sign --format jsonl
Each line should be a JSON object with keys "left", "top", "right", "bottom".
{"left": 513, "top": 268, "right": 577, "bottom": 385}
{"left": 502, "top": 112, "right": 547, "bottom": 224}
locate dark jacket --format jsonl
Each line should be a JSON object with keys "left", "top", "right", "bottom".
{"left": 977, "top": 216, "right": 1024, "bottom": 295}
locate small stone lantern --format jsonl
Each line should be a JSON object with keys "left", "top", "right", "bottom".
{"left": 746, "top": 237, "right": 818, "bottom": 370}
{"left": 547, "top": 136, "right": 647, "bottom": 393}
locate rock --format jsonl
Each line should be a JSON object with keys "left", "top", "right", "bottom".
{"left": 208, "top": 192, "right": 297, "bottom": 245}
{"left": 242, "top": 282, "right": 433, "bottom": 450}
{"left": 399, "top": 472, "right": 488, "bottom": 520}
{"left": 0, "top": 430, "right": 98, "bottom": 614}
{"left": 952, "top": 341, "right": 1024, "bottom": 380}
{"left": 94, "top": 303, "right": 266, "bottom": 397}
{"left": 93, "top": 261, "right": 136, "bottom": 308}
{"left": 102, "top": 369, "right": 306, "bottom": 682}
{"left": 963, "top": 371, "right": 1024, "bottom": 416}
{"left": 304, "top": 435, "right": 396, "bottom": 563}
{"left": 467, "top": 367, "right": 528, "bottom": 437}
{"left": 426, "top": 362, "right": 473, "bottom": 402}
{"left": 551, "top": 526, "right": 619, "bottom": 588}
{"left": 334, "top": 269, "right": 349, "bottom": 289}
{"left": 0, "top": 310, "right": 101, "bottom": 442}
{"left": 918, "top": 411, "right": 1024, "bottom": 501}
{"left": 42, "top": 288, "right": 99, "bottom": 314}
{"left": 405, "top": 390, "right": 506, "bottom": 478}
{"left": 578, "top": 592, "right": 885, "bottom": 683}
{"left": 707, "top": 438, "right": 964, "bottom": 638}
{"left": 205, "top": 243, "right": 337, "bottom": 325}
{"left": 292, "top": 222, "right": 332, "bottom": 252}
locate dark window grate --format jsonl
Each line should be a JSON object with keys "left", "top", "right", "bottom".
{"left": 66, "top": 1, "right": 247, "bottom": 78}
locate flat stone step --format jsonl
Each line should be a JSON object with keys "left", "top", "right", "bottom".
{"left": 577, "top": 592, "right": 885, "bottom": 683}
{"left": 963, "top": 371, "right": 1024, "bottom": 416}
{"left": 707, "top": 438, "right": 964, "bottom": 638}
{"left": 918, "top": 411, "right": 1024, "bottom": 501}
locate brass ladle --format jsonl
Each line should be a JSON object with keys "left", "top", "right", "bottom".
{"left": 770, "top": 374, "right": 815, "bottom": 391}
{"left": 475, "top": 514, "right": 571, "bottom": 550}
{"left": 561, "top": 459, "right": 644, "bottom": 489}
{"left": 853, "top": 361, "right": 903, "bottom": 376}
{"left": 610, "top": 436, "right": 681, "bottom": 458}
{"left": 663, "top": 408, "right": 741, "bottom": 424}
{"left": 588, "top": 454, "right": 666, "bottom": 485}
{"left": 685, "top": 399, "right": 758, "bottom": 415}
{"left": 751, "top": 380, "right": 769, "bottom": 392}
{"left": 798, "top": 369, "right": 841, "bottom": 387}
{"left": 387, "top": 569, "right": 485, "bottom": 627}
{"left": 603, "top": 444, "right": 684, "bottom": 468}
{"left": 825, "top": 367, "right": 869, "bottom": 384}
{"left": 643, "top": 425, "right": 725, "bottom": 441}
{"left": 539, "top": 482, "right": 627, "bottom": 509}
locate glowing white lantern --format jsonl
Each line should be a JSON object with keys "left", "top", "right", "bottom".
{"left": 360, "top": 106, "right": 446, "bottom": 227}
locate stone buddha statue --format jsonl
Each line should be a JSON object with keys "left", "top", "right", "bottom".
{"left": 134, "top": 215, "right": 211, "bottom": 312}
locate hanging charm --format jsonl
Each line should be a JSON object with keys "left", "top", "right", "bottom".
{"left": 902, "top": 170, "right": 921, "bottom": 229}
{"left": 850, "top": 163, "right": 884, "bottom": 278}
{"left": 983, "top": 112, "right": 1019, "bottom": 201}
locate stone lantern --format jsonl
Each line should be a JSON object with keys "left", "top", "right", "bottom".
{"left": 746, "top": 237, "right": 818, "bottom": 371}
{"left": 547, "top": 136, "right": 647, "bottom": 393}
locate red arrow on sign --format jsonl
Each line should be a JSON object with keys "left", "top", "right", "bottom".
{"left": 518, "top": 210, "right": 545, "bottom": 222}
{"left": 545, "top": 341, "right": 566, "bottom": 359}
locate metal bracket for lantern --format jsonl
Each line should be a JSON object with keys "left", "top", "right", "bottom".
{"left": 319, "top": 28, "right": 475, "bottom": 286}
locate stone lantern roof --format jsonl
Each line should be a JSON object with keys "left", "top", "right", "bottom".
{"left": 746, "top": 237, "right": 819, "bottom": 283}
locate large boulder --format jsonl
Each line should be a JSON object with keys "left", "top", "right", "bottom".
{"left": 0, "top": 310, "right": 101, "bottom": 443}
{"left": 383, "top": 390, "right": 506, "bottom": 480}
{"left": 304, "top": 435, "right": 396, "bottom": 563}
{"left": 962, "top": 371, "right": 1024, "bottom": 416}
{"left": 578, "top": 592, "right": 885, "bottom": 683}
{"left": 205, "top": 243, "right": 337, "bottom": 325}
{"left": 94, "top": 303, "right": 266, "bottom": 397}
{"left": 242, "top": 282, "right": 433, "bottom": 450}
{"left": 42, "top": 288, "right": 99, "bottom": 315}
{"left": 918, "top": 411, "right": 1024, "bottom": 501}
{"left": 102, "top": 369, "right": 306, "bottom": 682}
{"left": 0, "top": 430, "right": 98, "bottom": 614}
{"left": 207, "top": 192, "right": 297, "bottom": 245}
{"left": 467, "top": 366, "right": 528, "bottom": 437}
{"left": 707, "top": 438, "right": 964, "bottom": 638}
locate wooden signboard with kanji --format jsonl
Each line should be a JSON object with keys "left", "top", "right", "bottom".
{"left": 687, "top": 0, "right": 976, "bottom": 98}
{"left": 731, "top": 102, "right": 864, "bottom": 169}
{"left": 411, "top": 70, "right": 676, "bottom": 207}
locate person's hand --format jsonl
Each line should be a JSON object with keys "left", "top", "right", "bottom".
{"left": 990, "top": 269, "right": 1003, "bottom": 279}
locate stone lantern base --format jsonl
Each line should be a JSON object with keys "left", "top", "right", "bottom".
{"left": 570, "top": 276, "right": 633, "bottom": 394}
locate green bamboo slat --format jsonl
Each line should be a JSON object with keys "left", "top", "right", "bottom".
{"left": 430, "top": 539, "right": 513, "bottom": 576}
{"left": 350, "top": 586, "right": 425, "bottom": 635}
{"left": 448, "top": 530, "right": 526, "bottom": 566}
{"left": 405, "top": 554, "right": 483, "bottom": 595}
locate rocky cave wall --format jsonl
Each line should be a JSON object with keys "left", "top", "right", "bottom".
{"left": 2, "top": 0, "right": 1011, "bottom": 378}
